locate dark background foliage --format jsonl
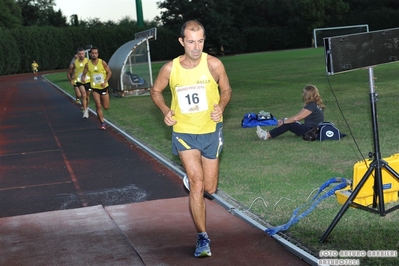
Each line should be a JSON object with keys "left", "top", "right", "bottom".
{"left": 0, "top": 0, "right": 398, "bottom": 75}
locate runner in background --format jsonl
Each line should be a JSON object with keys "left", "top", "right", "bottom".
{"left": 82, "top": 47, "right": 112, "bottom": 130}
{"left": 68, "top": 48, "right": 92, "bottom": 118}
{"left": 31, "top": 60, "right": 39, "bottom": 80}
{"left": 69, "top": 54, "right": 82, "bottom": 105}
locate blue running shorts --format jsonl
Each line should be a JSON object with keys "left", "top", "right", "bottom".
{"left": 172, "top": 122, "right": 223, "bottom": 159}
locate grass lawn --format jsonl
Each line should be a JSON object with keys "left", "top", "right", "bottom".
{"left": 45, "top": 48, "right": 399, "bottom": 265}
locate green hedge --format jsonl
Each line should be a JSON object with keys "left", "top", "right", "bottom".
{"left": 1, "top": 6, "right": 399, "bottom": 77}
{"left": 0, "top": 24, "right": 311, "bottom": 76}
{"left": 0, "top": 28, "right": 20, "bottom": 74}
{"left": 0, "top": 26, "right": 182, "bottom": 76}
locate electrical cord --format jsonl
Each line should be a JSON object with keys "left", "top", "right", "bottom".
{"left": 326, "top": 73, "right": 375, "bottom": 175}
{"left": 325, "top": 74, "right": 367, "bottom": 163}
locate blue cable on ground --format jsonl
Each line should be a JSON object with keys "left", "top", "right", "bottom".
{"left": 265, "top": 177, "right": 349, "bottom": 236}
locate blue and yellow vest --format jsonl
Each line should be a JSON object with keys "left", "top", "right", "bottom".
{"left": 169, "top": 52, "right": 220, "bottom": 134}
{"left": 87, "top": 59, "right": 108, "bottom": 89}
{"left": 73, "top": 58, "right": 90, "bottom": 84}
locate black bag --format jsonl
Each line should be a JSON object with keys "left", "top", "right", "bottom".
{"left": 303, "top": 127, "right": 319, "bottom": 141}
{"left": 318, "top": 122, "right": 341, "bottom": 141}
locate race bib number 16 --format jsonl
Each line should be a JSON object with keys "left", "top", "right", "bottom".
{"left": 176, "top": 84, "right": 208, "bottom": 113}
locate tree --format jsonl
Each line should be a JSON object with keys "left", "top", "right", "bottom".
{"left": 156, "top": 0, "right": 241, "bottom": 53}
{"left": 70, "top": 14, "right": 79, "bottom": 27}
{"left": 103, "top": 20, "right": 117, "bottom": 28}
{"left": 17, "top": 0, "right": 67, "bottom": 27}
{"left": 17, "top": 0, "right": 44, "bottom": 26}
{"left": 261, "top": 0, "right": 349, "bottom": 47}
{"left": 85, "top": 18, "right": 104, "bottom": 28}
{"left": 297, "top": 0, "right": 349, "bottom": 30}
{"left": 0, "top": 0, "right": 23, "bottom": 28}
{"left": 46, "top": 9, "right": 67, "bottom": 27}
{"left": 155, "top": 0, "right": 395, "bottom": 52}
{"left": 118, "top": 16, "right": 137, "bottom": 27}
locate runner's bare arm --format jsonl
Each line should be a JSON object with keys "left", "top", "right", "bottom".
{"left": 81, "top": 64, "right": 88, "bottom": 83}
{"left": 102, "top": 60, "right": 112, "bottom": 85}
{"left": 150, "top": 61, "right": 176, "bottom": 126}
{"left": 208, "top": 56, "right": 232, "bottom": 121}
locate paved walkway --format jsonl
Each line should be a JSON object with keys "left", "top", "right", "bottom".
{"left": 0, "top": 73, "right": 312, "bottom": 265}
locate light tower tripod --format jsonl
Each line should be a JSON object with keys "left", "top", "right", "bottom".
{"left": 320, "top": 67, "right": 399, "bottom": 242}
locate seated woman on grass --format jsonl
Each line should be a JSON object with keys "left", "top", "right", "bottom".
{"left": 256, "top": 84, "right": 324, "bottom": 140}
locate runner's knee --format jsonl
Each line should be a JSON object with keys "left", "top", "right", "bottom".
{"left": 204, "top": 182, "right": 217, "bottom": 194}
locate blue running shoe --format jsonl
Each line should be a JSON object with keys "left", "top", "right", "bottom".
{"left": 194, "top": 232, "right": 211, "bottom": 257}
{"left": 100, "top": 122, "right": 106, "bottom": 130}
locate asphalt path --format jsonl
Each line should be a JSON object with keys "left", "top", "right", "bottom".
{"left": 0, "top": 73, "right": 313, "bottom": 265}
{"left": 0, "top": 73, "right": 187, "bottom": 218}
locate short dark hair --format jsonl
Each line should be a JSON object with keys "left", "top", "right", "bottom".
{"left": 90, "top": 46, "right": 98, "bottom": 53}
{"left": 76, "top": 47, "right": 85, "bottom": 52}
{"left": 180, "top": 20, "right": 205, "bottom": 39}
